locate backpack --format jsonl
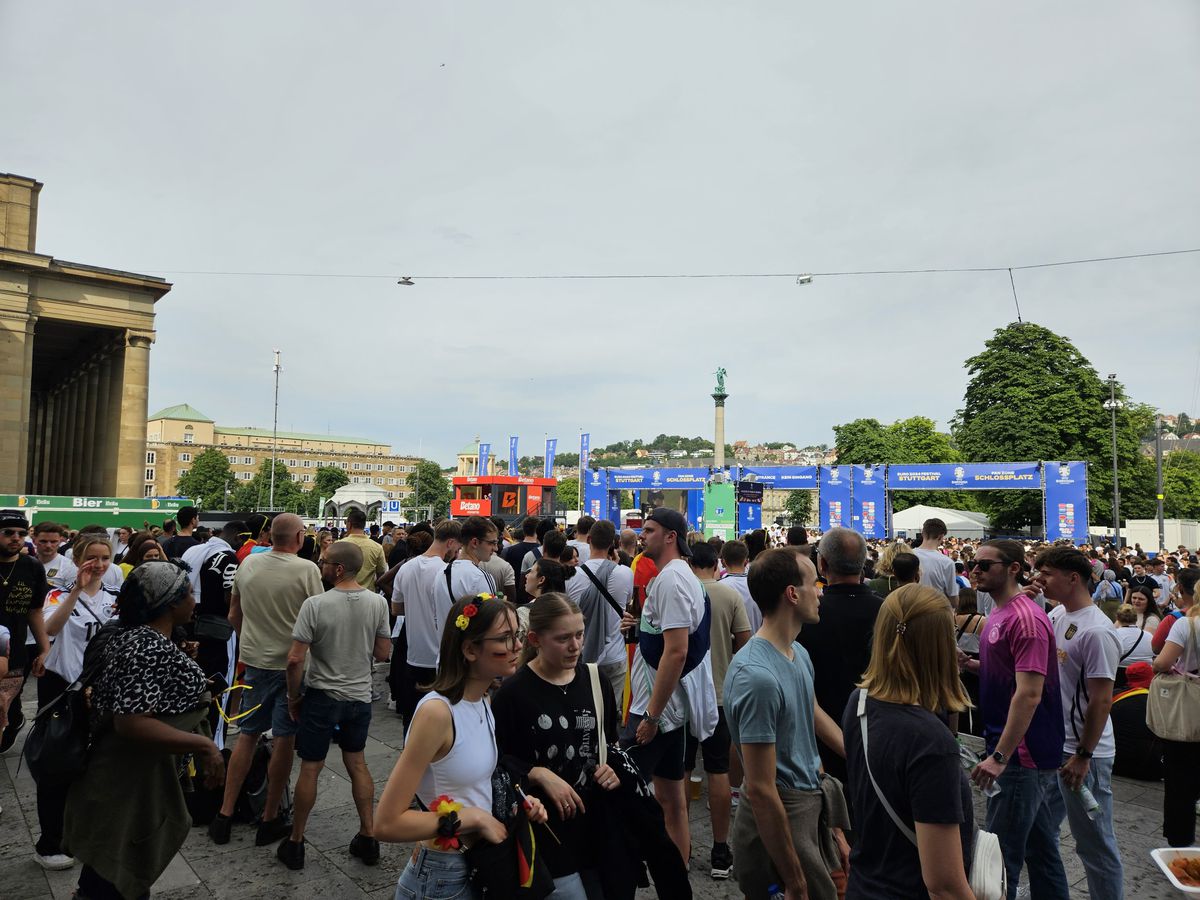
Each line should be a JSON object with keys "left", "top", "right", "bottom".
{"left": 23, "top": 617, "right": 122, "bottom": 784}
{"left": 232, "top": 735, "right": 294, "bottom": 823}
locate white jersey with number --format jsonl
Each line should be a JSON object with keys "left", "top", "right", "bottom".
{"left": 44, "top": 586, "right": 118, "bottom": 683}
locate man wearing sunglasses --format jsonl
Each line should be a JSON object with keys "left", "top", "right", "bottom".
{"left": 0, "top": 510, "right": 51, "bottom": 750}
{"left": 960, "top": 540, "right": 1069, "bottom": 899}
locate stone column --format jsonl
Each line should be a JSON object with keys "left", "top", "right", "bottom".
{"left": 712, "top": 389, "right": 728, "bottom": 470}
{"left": 65, "top": 375, "right": 82, "bottom": 494}
{"left": 80, "top": 360, "right": 100, "bottom": 495}
{"left": 0, "top": 309, "right": 35, "bottom": 492}
{"left": 96, "top": 348, "right": 117, "bottom": 492}
{"left": 114, "top": 331, "right": 153, "bottom": 496}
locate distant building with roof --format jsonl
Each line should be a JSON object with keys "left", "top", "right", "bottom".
{"left": 144, "top": 404, "right": 420, "bottom": 502}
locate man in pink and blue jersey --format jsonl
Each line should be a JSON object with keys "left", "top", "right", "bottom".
{"left": 959, "top": 539, "right": 1068, "bottom": 900}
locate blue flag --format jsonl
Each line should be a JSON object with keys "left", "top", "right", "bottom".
{"left": 509, "top": 436, "right": 519, "bottom": 475}
{"left": 478, "top": 442, "right": 491, "bottom": 477}
{"left": 544, "top": 439, "right": 557, "bottom": 478}
{"left": 580, "top": 433, "right": 590, "bottom": 477}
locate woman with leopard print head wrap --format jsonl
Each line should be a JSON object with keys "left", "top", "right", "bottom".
{"left": 63, "top": 561, "right": 226, "bottom": 900}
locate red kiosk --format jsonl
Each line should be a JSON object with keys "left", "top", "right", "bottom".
{"left": 450, "top": 474, "right": 557, "bottom": 523}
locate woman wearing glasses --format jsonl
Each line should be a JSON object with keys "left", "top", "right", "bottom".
{"left": 376, "top": 592, "right": 547, "bottom": 899}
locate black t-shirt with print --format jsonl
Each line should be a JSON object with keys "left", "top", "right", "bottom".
{"left": 842, "top": 693, "right": 974, "bottom": 900}
{"left": 0, "top": 555, "right": 48, "bottom": 669}
{"left": 493, "top": 662, "right": 618, "bottom": 878}
{"left": 197, "top": 549, "right": 238, "bottom": 619}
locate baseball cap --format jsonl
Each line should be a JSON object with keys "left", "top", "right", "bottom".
{"left": 0, "top": 509, "right": 29, "bottom": 530}
{"left": 645, "top": 508, "right": 692, "bottom": 558}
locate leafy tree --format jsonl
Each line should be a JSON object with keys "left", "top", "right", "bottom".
{"left": 229, "top": 459, "right": 305, "bottom": 513}
{"left": 176, "top": 448, "right": 235, "bottom": 509}
{"left": 953, "top": 322, "right": 1149, "bottom": 532}
{"left": 1163, "top": 451, "right": 1200, "bottom": 519}
{"left": 1177, "top": 413, "right": 1193, "bottom": 436}
{"left": 784, "top": 490, "right": 814, "bottom": 525}
{"left": 406, "top": 460, "right": 451, "bottom": 518}
{"left": 556, "top": 477, "right": 580, "bottom": 510}
{"left": 832, "top": 416, "right": 973, "bottom": 512}
{"left": 312, "top": 465, "right": 349, "bottom": 499}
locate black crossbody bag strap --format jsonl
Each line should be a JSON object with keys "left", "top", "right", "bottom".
{"left": 579, "top": 564, "right": 623, "bottom": 618}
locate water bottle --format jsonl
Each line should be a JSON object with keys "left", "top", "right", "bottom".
{"left": 1077, "top": 785, "right": 1101, "bottom": 820}
{"left": 982, "top": 781, "right": 1002, "bottom": 798}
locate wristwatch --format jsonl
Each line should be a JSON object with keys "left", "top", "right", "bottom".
{"left": 644, "top": 713, "right": 662, "bottom": 729}
{"left": 1074, "top": 748, "right": 1093, "bottom": 759}
{"left": 991, "top": 750, "right": 1007, "bottom": 765}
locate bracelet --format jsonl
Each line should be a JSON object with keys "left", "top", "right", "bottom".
{"left": 644, "top": 713, "right": 662, "bottom": 728}
{"left": 432, "top": 795, "right": 463, "bottom": 851}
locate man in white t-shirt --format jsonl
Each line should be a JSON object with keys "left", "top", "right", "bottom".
{"left": 621, "top": 508, "right": 718, "bottom": 864}
{"left": 566, "top": 519, "right": 632, "bottom": 704}
{"left": 392, "top": 520, "right": 462, "bottom": 724}
{"left": 913, "top": 517, "right": 959, "bottom": 603}
{"left": 1035, "top": 547, "right": 1124, "bottom": 900}
{"left": 567, "top": 515, "right": 594, "bottom": 566}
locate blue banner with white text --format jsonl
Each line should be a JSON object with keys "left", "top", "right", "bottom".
{"left": 509, "top": 437, "right": 519, "bottom": 475}
{"left": 820, "top": 466, "right": 853, "bottom": 530}
{"left": 580, "top": 433, "right": 590, "bottom": 478}
{"left": 1044, "top": 461, "right": 1088, "bottom": 544}
{"left": 544, "top": 439, "right": 556, "bottom": 478}
{"left": 606, "top": 467, "right": 709, "bottom": 490}
{"left": 736, "top": 465, "right": 818, "bottom": 489}
{"left": 583, "top": 467, "right": 608, "bottom": 520}
{"left": 887, "top": 462, "right": 1041, "bottom": 490}
{"left": 477, "top": 443, "right": 490, "bottom": 477}
{"left": 853, "top": 464, "right": 888, "bottom": 539}
{"left": 738, "top": 502, "right": 762, "bottom": 532}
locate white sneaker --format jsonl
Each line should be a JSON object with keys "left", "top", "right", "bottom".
{"left": 34, "top": 852, "right": 76, "bottom": 870}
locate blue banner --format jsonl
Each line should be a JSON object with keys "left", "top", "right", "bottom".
{"left": 583, "top": 467, "right": 608, "bottom": 520}
{"left": 738, "top": 502, "right": 762, "bottom": 533}
{"left": 1044, "top": 461, "right": 1088, "bottom": 544}
{"left": 686, "top": 492, "right": 704, "bottom": 531}
{"left": 736, "top": 465, "right": 818, "bottom": 488}
{"left": 607, "top": 482, "right": 622, "bottom": 526}
{"left": 477, "top": 442, "right": 490, "bottom": 477}
{"left": 820, "top": 465, "right": 853, "bottom": 530}
{"left": 580, "top": 433, "right": 590, "bottom": 479}
{"left": 544, "top": 439, "right": 557, "bottom": 478}
{"left": 607, "top": 467, "right": 709, "bottom": 490}
{"left": 509, "top": 436, "right": 519, "bottom": 475}
{"left": 853, "top": 464, "right": 888, "bottom": 539}
{"left": 887, "top": 462, "right": 1041, "bottom": 490}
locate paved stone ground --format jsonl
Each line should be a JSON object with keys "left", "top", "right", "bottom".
{"left": 0, "top": 678, "right": 1190, "bottom": 899}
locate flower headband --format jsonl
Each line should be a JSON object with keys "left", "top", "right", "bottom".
{"left": 455, "top": 592, "right": 496, "bottom": 630}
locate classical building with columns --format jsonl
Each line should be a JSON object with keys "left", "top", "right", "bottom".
{"left": 0, "top": 174, "right": 172, "bottom": 496}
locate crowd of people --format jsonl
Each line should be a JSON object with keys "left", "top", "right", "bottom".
{"left": 0, "top": 503, "right": 1198, "bottom": 899}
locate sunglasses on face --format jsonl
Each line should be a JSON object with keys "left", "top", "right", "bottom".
{"left": 968, "top": 559, "right": 1004, "bottom": 572}
{"left": 1, "top": 529, "right": 28, "bottom": 538}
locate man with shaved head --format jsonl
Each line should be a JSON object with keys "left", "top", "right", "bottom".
{"left": 210, "top": 512, "right": 324, "bottom": 847}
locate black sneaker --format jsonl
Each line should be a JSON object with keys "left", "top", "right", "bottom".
{"left": 710, "top": 842, "right": 733, "bottom": 880}
{"left": 276, "top": 838, "right": 304, "bottom": 870}
{"left": 256, "top": 817, "right": 291, "bottom": 847}
{"left": 349, "top": 833, "right": 381, "bottom": 866}
{"left": 207, "top": 813, "right": 232, "bottom": 845}
{"left": 0, "top": 708, "right": 25, "bottom": 753}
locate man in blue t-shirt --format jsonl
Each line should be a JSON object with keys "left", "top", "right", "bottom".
{"left": 725, "top": 548, "right": 849, "bottom": 900}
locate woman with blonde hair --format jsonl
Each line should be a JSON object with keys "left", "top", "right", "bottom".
{"left": 842, "top": 584, "right": 977, "bottom": 899}
{"left": 867, "top": 540, "right": 912, "bottom": 597}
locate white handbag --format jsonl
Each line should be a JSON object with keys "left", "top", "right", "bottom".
{"left": 856, "top": 689, "right": 1006, "bottom": 900}
{"left": 587, "top": 663, "right": 607, "bottom": 767}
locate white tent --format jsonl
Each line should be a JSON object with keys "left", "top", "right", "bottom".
{"left": 891, "top": 503, "right": 991, "bottom": 539}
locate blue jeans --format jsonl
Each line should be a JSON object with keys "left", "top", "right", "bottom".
{"left": 1048, "top": 755, "right": 1123, "bottom": 900}
{"left": 985, "top": 766, "right": 1070, "bottom": 900}
{"left": 547, "top": 870, "right": 604, "bottom": 900}
{"left": 396, "top": 846, "right": 476, "bottom": 900}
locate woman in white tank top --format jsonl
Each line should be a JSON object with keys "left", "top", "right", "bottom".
{"left": 377, "top": 591, "right": 547, "bottom": 899}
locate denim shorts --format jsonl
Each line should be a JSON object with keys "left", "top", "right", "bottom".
{"left": 396, "top": 846, "right": 476, "bottom": 900}
{"left": 296, "top": 688, "right": 372, "bottom": 761}
{"left": 237, "top": 666, "right": 299, "bottom": 738}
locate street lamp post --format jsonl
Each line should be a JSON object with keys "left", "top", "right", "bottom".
{"left": 1102, "top": 374, "right": 1124, "bottom": 548}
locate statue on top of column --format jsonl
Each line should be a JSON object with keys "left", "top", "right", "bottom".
{"left": 714, "top": 367, "right": 727, "bottom": 395}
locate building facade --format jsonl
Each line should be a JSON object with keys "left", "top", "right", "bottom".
{"left": 1, "top": 174, "right": 172, "bottom": 496}
{"left": 145, "top": 404, "right": 421, "bottom": 502}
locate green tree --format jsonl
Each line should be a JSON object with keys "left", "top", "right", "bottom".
{"left": 1163, "top": 450, "right": 1200, "bottom": 519}
{"left": 556, "top": 477, "right": 580, "bottom": 510}
{"left": 1176, "top": 412, "right": 1192, "bottom": 435}
{"left": 175, "top": 448, "right": 235, "bottom": 509}
{"left": 229, "top": 459, "right": 305, "bottom": 513}
{"left": 953, "top": 322, "right": 1149, "bottom": 532}
{"left": 406, "top": 460, "right": 451, "bottom": 518}
{"left": 312, "top": 465, "right": 349, "bottom": 499}
{"left": 784, "top": 490, "right": 814, "bottom": 525}
{"left": 832, "top": 418, "right": 895, "bottom": 464}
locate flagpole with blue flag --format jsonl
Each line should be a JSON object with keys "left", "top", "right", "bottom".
{"left": 477, "top": 442, "right": 491, "bottom": 477}
{"left": 509, "top": 436, "right": 519, "bottom": 475}
{"left": 576, "top": 432, "right": 585, "bottom": 513}
{"left": 544, "top": 439, "right": 557, "bottom": 479}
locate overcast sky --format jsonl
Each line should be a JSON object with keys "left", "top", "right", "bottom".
{"left": 4, "top": 2, "right": 1199, "bottom": 465}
